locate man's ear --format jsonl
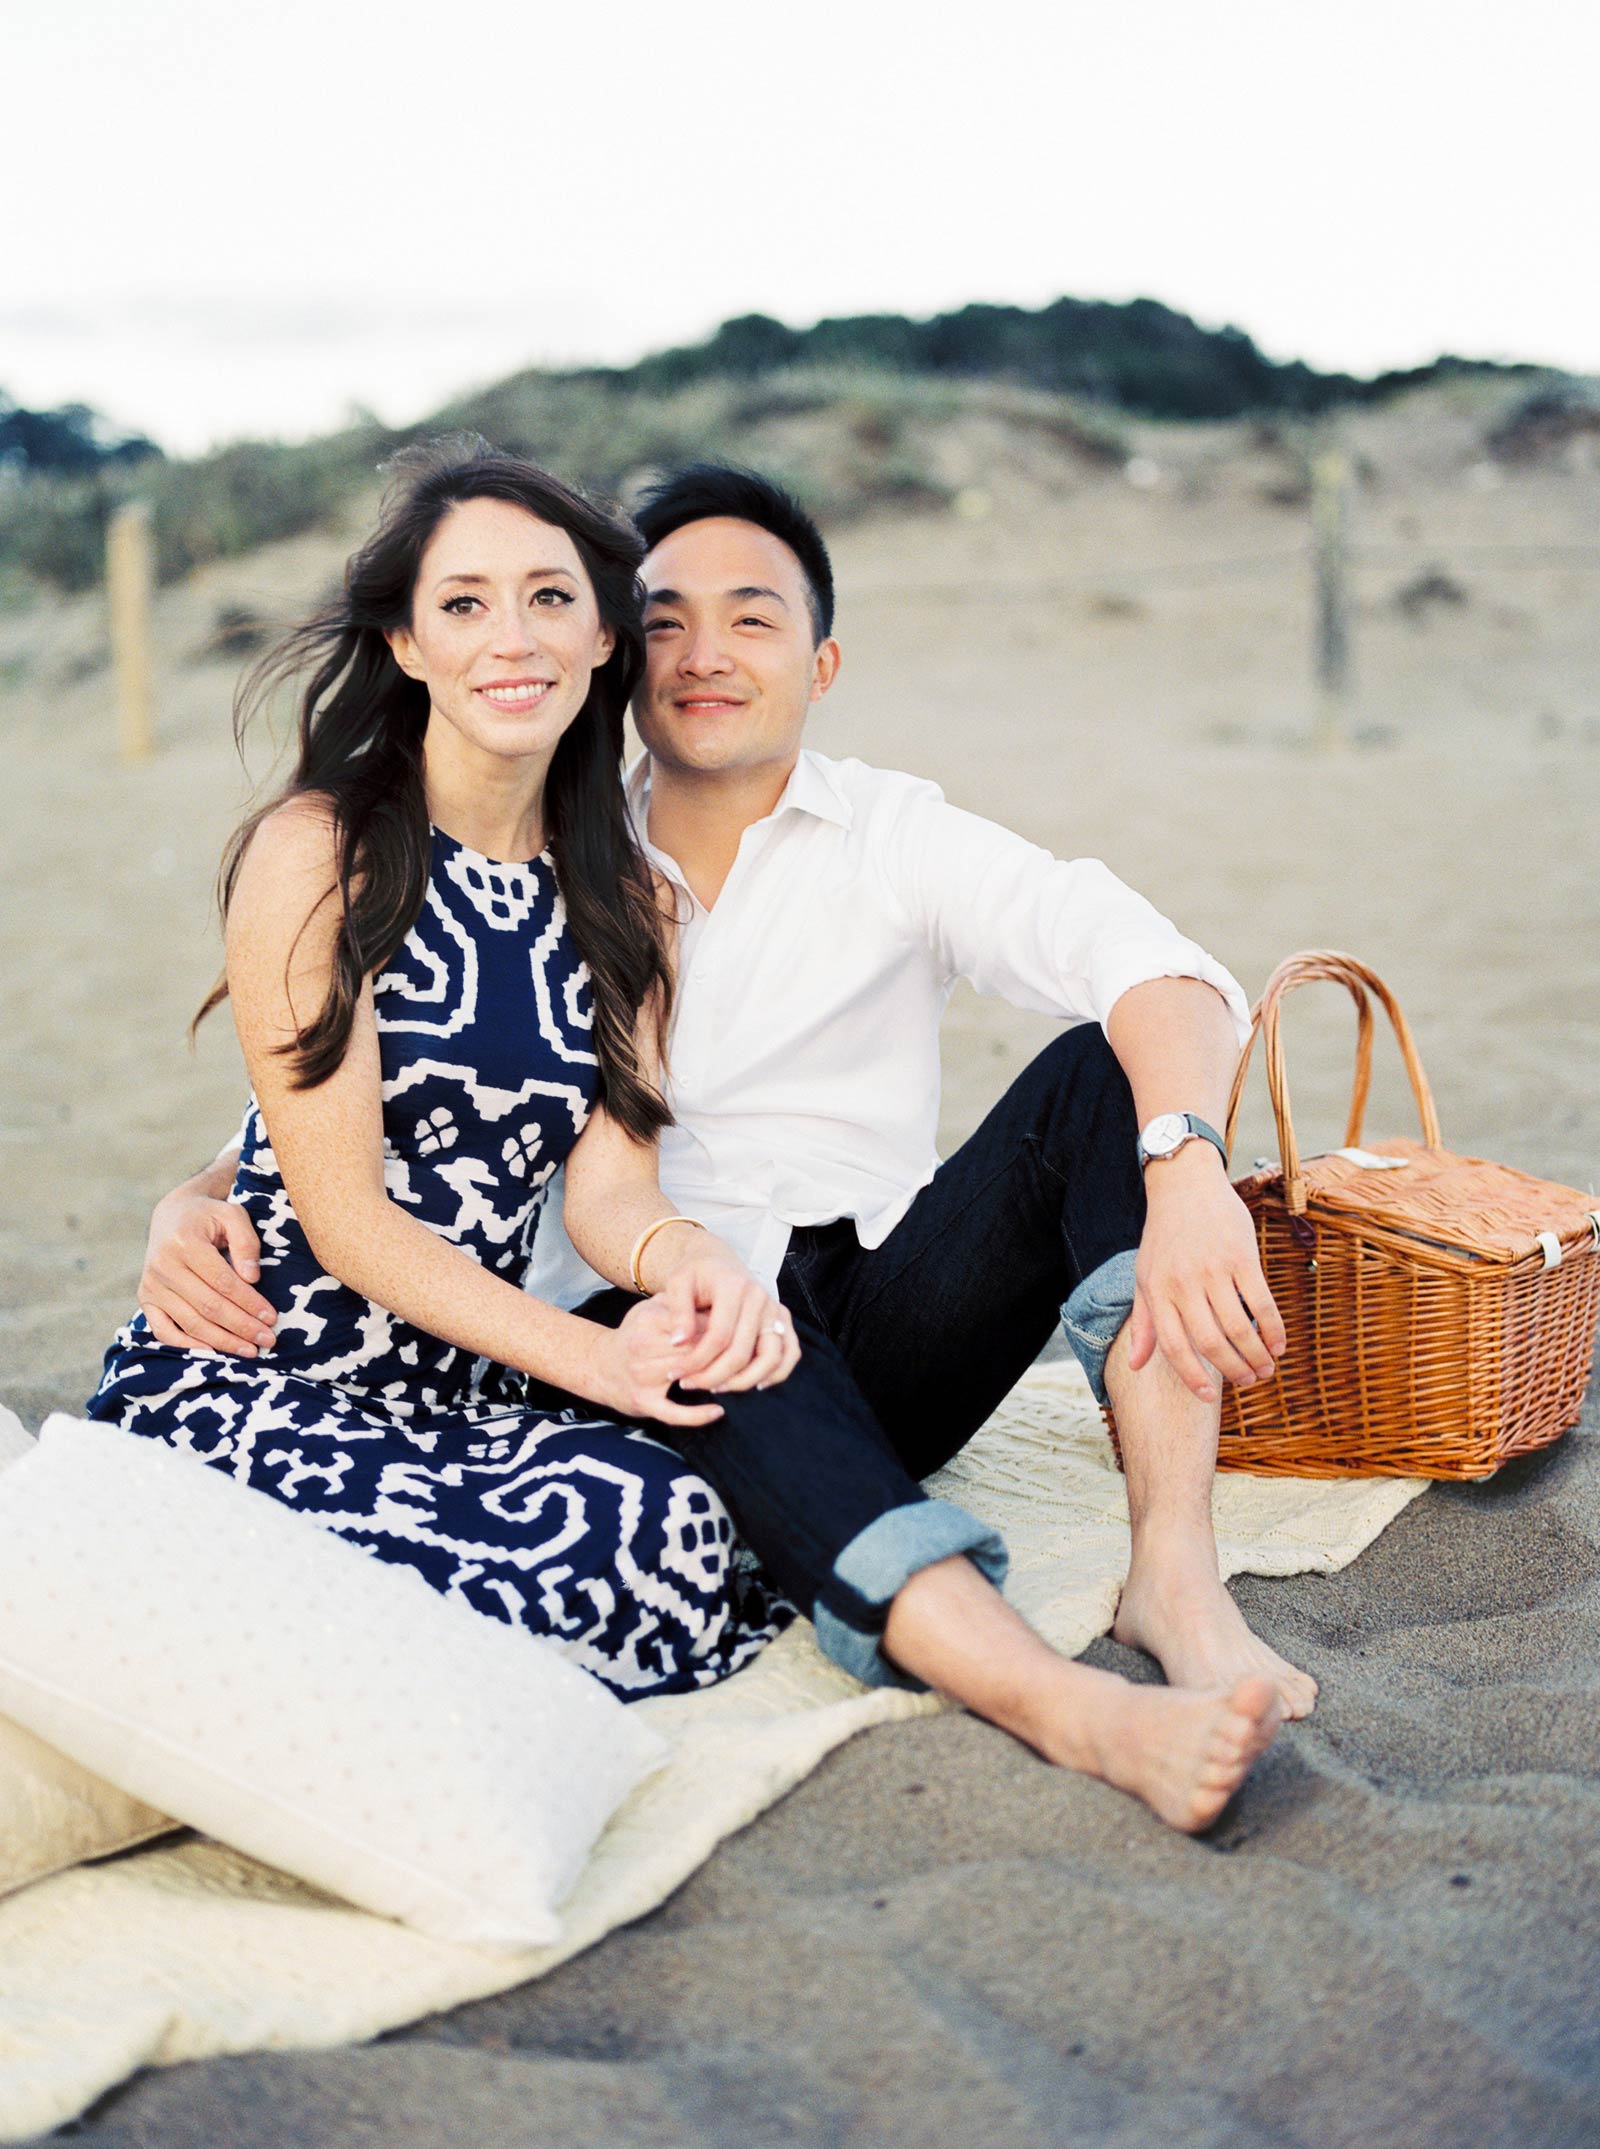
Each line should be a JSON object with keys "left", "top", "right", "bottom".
{"left": 385, "top": 625, "right": 424, "bottom": 680}
{"left": 809, "top": 637, "right": 842, "bottom": 703}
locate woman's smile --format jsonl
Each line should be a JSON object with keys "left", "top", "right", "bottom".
{"left": 475, "top": 678, "right": 556, "bottom": 711}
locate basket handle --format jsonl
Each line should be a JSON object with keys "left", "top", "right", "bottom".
{"left": 1224, "top": 950, "right": 1443, "bottom": 1216}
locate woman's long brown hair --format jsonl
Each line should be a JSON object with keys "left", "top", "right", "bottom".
{"left": 195, "top": 441, "right": 672, "bottom": 1141}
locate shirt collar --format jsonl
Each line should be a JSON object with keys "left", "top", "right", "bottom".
{"left": 626, "top": 748, "right": 853, "bottom": 853}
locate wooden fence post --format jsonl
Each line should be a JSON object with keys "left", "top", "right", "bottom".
{"left": 107, "top": 500, "right": 155, "bottom": 763}
{"left": 1310, "top": 450, "right": 1351, "bottom": 749}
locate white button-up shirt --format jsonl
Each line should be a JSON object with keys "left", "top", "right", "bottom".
{"left": 528, "top": 749, "right": 1250, "bottom": 1307}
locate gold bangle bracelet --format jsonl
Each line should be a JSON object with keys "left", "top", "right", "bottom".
{"left": 628, "top": 1214, "right": 705, "bottom": 1294}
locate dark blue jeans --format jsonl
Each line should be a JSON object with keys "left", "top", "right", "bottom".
{"left": 577, "top": 1025, "right": 1147, "bottom": 1687}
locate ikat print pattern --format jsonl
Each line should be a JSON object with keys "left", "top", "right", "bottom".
{"left": 89, "top": 829, "right": 789, "bottom": 1697}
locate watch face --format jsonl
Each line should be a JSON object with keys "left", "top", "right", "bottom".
{"left": 1143, "top": 1112, "right": 1188, "bottom": 1156}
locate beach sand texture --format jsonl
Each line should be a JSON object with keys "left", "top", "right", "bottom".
{"left": 2, "top": 391, "right": 1597, "bottom": 2143}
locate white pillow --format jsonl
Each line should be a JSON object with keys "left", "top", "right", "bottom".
{"left": 0, "top": 1416, "right": 668, "bottom": 1950}
{"left": 0, "top": 1406, "right": 177, "bottom": 1897}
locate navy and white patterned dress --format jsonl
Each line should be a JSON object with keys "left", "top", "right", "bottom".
{"left": 89, "top": 827, "right": 790, "bottom": 1697}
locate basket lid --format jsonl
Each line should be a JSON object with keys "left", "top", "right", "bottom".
{"left": 1241, "top": 1138, "right": 1600, "bottom": 1265}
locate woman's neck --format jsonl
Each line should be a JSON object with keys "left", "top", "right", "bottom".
{"left": 422, "top": 721, "right": 551, "bottom": 863}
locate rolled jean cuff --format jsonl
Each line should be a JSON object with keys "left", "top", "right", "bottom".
{"left": 812, "top": 1498, "right": 1010, "bottom": 1691}
{"left": 1060, "top": 1248, "right": 1138, "bottom": 1404}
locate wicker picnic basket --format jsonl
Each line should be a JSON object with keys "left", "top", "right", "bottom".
{"left": 1141, "top": 950, "right": 1600, "bottom": 1480}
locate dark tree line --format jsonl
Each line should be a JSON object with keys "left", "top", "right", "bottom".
{"left": 592, "top": 297, "right": 1525, "bottom": 420}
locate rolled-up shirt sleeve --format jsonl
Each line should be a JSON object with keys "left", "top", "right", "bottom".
{"left": 871, "top": 776, "right": 1252, "bottom": 1047}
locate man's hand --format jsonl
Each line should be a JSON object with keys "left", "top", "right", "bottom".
{"left": 140, "top": 1189, "right": 277, "bottom": 1356}
{"left": 1126, "top": 1147, "right": 1285, "bottom": 1403}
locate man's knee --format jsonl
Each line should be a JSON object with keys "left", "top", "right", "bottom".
{"left": 1038, "top": 1019, "right": 1126, "bottom": 1087}
{"left": 1025, "top": 1024, "right": 1138, "bottom": 1158}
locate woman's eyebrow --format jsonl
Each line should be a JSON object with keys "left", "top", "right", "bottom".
{"left": 432, "top": 566, "right": 579, "bottom": 591}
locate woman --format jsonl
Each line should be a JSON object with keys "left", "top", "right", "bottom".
{"left": 89, "top": 442, "right": 797, "bottom": 1698}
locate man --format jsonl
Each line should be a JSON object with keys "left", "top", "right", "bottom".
{"left": 142, "top": 465, "right": 1315, "bottom": 1831}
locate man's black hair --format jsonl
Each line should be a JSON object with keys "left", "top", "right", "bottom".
{"left": 633, "top": 463, "right": 835, "bottom": 642}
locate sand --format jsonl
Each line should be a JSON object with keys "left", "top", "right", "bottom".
{"left": 2, "top": 393, "right": 1598, "bottom": 2142}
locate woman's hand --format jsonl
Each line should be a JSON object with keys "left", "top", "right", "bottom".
{"left": 655, "top": 1240, "right": 801, "bottom": 1396}
{"left": 583, "top": 1297, "right": 728, "bottom": 1429}
{"left": 140, "top": 1189, "right": 276, "bottom": 1356}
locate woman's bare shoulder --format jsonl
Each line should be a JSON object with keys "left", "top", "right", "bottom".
{"left": 245, "top": 791, "right": 339, "bottom": 861}
{"left": 228, "top": 793, "right": 343, "bottom": 947}
{"left": 234, "top": 792, "right": 341, "bottom": 886}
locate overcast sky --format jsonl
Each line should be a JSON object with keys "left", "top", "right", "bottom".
{"left": 4, "top": 0, "right": 1594, "bottom": 455}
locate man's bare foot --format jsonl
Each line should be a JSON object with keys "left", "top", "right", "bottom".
{"left": 1114, "top": 1553, "right": 1319, "bottom": 1720}
{"left": 880, "top": 1553, "right": 1284, "bottom": 1831}
{"left": 1042, "top": 1671, "right": 1282, "bottom": 1833}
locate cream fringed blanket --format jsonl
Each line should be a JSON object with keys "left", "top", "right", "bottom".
{"left": 0, "top": 1365, "right": 1425, "bottom": 2142}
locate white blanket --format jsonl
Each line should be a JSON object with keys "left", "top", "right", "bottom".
{"left": 0, "top": 1364, "right": 1424, "bottom": 2142}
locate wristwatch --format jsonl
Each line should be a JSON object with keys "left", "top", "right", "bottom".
{"left": 1136, "top": 1112, "right": 1229, "bottom": 1172}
